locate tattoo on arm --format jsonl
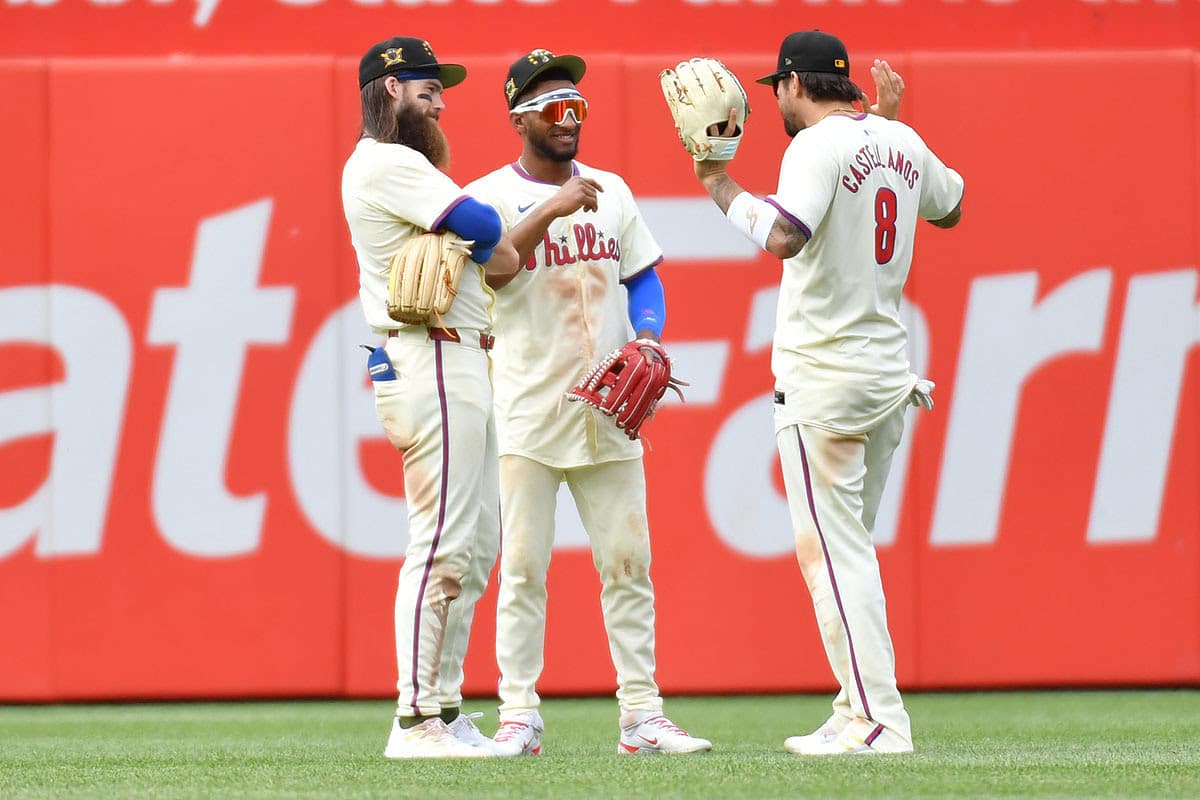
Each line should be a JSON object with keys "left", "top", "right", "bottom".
{"left": 768, "top": 217, "right": 809, "bottom": 258}
{"left": 702, "top": 174, "right": 745, "bottom": 214}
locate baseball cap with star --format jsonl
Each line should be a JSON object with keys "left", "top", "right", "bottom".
{"left": 756, "top": 30, "right": 850, "bottom": 85}
{"left": 358, "top": 36, "right": 467, "bottom": 89}
{"left": 504, "top": 49, "right": 587, "bottom": 109}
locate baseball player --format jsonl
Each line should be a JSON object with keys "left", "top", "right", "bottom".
{"left": 340, "top": 35, "right": 521, "bottom": 759}
{"left": 463, "top": 50, "right": 712, "bottom": 756}
{"left": 687, "top": 31, "right": 963, "bottom": 755}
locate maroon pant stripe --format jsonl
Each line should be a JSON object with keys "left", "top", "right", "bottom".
{"left": 409, "top": 340, "right": 451, "bottom": 716}
{"left": 794, "top": 427, "right": 873, "bottom": 721}
{"left": 865, "top": 723, "right": 885, "bottom": 746}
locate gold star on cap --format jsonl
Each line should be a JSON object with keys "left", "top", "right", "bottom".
{"left": 381, "top": 48, "right": 405, "bottom": 67}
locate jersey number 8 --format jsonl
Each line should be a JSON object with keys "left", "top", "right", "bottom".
{"left": 873, "top": 187, "right": 898, "bottom": 265}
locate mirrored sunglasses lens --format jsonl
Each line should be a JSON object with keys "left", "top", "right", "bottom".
{"left": 540, "top": 99, "right": 587, "bottom": 124}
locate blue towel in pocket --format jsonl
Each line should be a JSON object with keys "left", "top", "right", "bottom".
{"left": 363, "top": 345, "right": 398, "bottom": 382}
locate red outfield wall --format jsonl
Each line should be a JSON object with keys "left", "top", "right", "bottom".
{"left": 1, "top": 5, "right": 1199, "bottom": 701}
{"left": 1, "top": 0, "right": 1198, "bottom": 56}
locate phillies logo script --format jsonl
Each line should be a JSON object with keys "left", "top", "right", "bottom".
{"left": 529, "top": 223, "right": 620, "bottom": 270}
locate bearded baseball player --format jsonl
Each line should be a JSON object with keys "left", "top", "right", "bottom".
{"left": 340, "top": 35, "right": 520, "bottom": 759}
{"left": 668, "top": 32, "right": 963, "bottom": 755}
{"left": 463, "top": 50, "right": 711, "bottom": 756}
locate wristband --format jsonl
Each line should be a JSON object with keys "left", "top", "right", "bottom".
{"left": 725, "top": 191, "right": 778, "bottom": 251}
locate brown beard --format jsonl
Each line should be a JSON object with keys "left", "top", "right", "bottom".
{"left": 394, "top": 104, "right": 450, "bottom": 170}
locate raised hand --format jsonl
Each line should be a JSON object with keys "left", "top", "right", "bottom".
{"left": 863, "top": 59, "right": 905, "bottom": 120}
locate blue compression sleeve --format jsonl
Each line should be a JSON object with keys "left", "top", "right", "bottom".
{"left": 624, "top": 267, "right": 666, "bottom": 339}
{"left": 441, "top": 197, "right": 502, "bottom": 263}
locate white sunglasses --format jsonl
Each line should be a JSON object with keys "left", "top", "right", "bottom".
{"left": 512, "top": 89, "right": 589, "bottom": 125}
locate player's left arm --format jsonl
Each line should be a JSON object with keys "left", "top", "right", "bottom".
{"left": 623, "top": 266, "right": 666, "bottom": 343}
{"left": 927, "top": 198, "right": 963, "bottom": 229}
{"left": 862, "top": 59, "right": 905, "bottom": 120}
{"left": 917, "top": 144, "right": 966, "bottom": 230}
{"left": 616, "top": 181, "right": 669, "bottom": 360}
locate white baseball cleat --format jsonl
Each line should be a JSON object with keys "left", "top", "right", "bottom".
{"left": 786, "top": 722, "right": 913, "bottom": 756}
{"left": 384, "top": 717, "right": 491, "bottom": 759}
{"left": 782, "top": 714, "right": 849, "bottom": 754}
{"left": 491, "top": 710, "right": 544, "bottom": 757}
{"left": 617, "top": 711, "right": 712, "bottom": 755}
{"left": 448, "top": 711, "right": 494, "bottom": 752}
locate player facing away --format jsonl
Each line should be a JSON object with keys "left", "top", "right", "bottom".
{"left": 464, "top": 50, "right": 712, "bottom": 757}
{"left": 687, "top": 31, "right": 963, "bottom": 755}
{"left": 340, "top": 36, "right": 521, "bottom": 759}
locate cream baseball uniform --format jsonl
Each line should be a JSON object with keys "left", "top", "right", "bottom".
{"left": 342, "top": 137, "right": 500, "bottom": 718}
{"left": 464, "top": 160, "right": 666, "bottom": 718}
{"left": 768, "top": 112, "right": 963, "bottom": 750}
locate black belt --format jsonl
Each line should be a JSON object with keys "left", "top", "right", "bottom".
{"left": 774, "top": 390, "right": 786, "bottom": 405}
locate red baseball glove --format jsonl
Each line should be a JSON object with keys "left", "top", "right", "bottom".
{"left": 566, "top": 339, "right": 687, "bottom": 440}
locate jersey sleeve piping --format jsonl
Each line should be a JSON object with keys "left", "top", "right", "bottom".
{"left": 619, "top": 255, "right": 665, "bottom": 285}
{"left": 766, "top": 196, "right": 813, "bottom": 240}
{"left": 432, "top": 195, "right": 469, "bottom": 231}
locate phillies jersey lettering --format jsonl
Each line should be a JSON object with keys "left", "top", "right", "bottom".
{"left": 532, "top": 223, "right": 622, "bottom": 269}
{"left": 465, "top": 160, "right": 663, "bottom": 468}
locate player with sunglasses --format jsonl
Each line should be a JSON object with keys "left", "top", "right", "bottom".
{"left": 464, "top": 49, "right": 712, "bottom": 757}
{"left": 509, "top": 87, "right": 590, "bottom": 125}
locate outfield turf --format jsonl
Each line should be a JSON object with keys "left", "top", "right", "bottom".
{"left": 2, "top": 691, "right": 1198, "bottom": 799}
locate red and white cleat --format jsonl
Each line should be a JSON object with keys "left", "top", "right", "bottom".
{"left": 617, "top": 711, "right": 712, "bottom": 755}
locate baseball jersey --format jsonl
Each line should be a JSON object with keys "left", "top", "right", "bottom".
{"left": 341, "top": 137, "right": 495, "bottom": 333}
{"left": 465, "top": 161, "right": 664, "bottom": 468}
{"left": 768, "top": 113, "right": 963, "bottom": 434}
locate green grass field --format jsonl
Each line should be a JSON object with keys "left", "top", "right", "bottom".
{"left": 2, "top": 691, "right": 1198, "bottom": 799}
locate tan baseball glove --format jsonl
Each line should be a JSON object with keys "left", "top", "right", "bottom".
{"left": 386, "top": 232, "right": 473, "bottom": 326}
{"left": 659, "top": 58, "right": 750, "bottom": 161}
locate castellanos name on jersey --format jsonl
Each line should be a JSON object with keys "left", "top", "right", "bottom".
{"left": 768, "top": 114, "right": 963, "bottom": 436}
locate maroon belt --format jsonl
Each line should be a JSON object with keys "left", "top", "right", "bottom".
{"left": 388, "top": 327, "right": 495, "bottom": 351}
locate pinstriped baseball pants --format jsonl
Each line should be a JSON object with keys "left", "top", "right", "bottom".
{"left": 494, "top": 455, "right": 662, "bottom": 719}
{"left": 375, "top": 331, "right": 500, "bottom": 718}
{"left": 776, "top": 404, "right": 913, "bottom": 749}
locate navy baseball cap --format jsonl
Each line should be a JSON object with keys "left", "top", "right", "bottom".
{"left": 504, "top": 49, "right": 587, "bottom": 109}
{"left": 358, "top": 36, "right": 467, "bottom": 89}
{"left": 756, "top": 30, "right": 850, "bottom": 85}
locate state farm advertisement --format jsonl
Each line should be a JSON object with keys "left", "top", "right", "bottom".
{"left": 1, "top": 50, "right": 1197, "bottom": 701}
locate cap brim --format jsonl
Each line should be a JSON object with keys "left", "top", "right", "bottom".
{"left": 545, "top": 55, "right": 587, "bottom": 84}
{"left": 438, "top": 64, "right": 467, "bottom": 89}
{"left": 755, "top": 71, "right": 785, "bottom": 86}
